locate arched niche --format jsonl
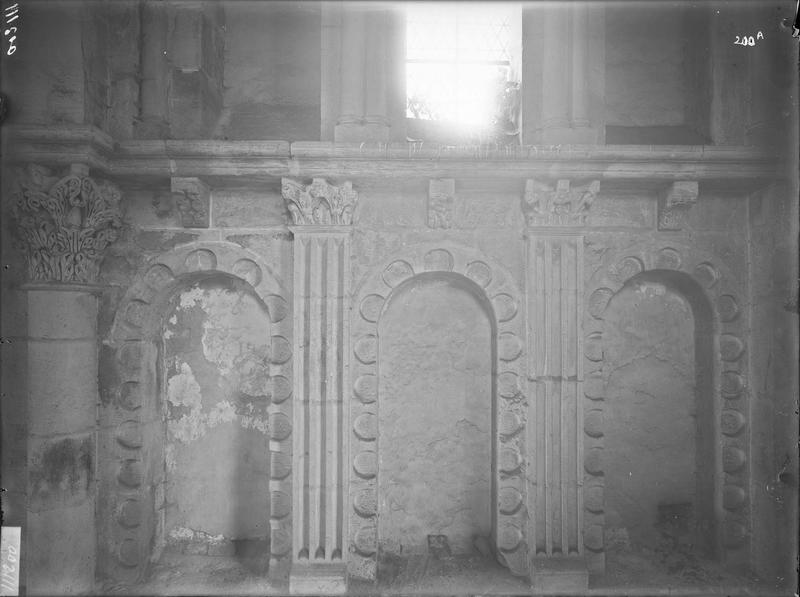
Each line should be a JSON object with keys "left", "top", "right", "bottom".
{"left": 377, "top": 272, "right": 496, "bottom": 558}
{"left": 602, "top": 270, "right": 715, "bottom": 556}
{"left": 349, "top": 244, "right": 528, "bottom": 582}
{"left": 160, "top": 274, "right": 272, "bottom": 564}
{"left": 583, "top": 244, "right": 749, "bottom": 574}
{"left": 98, "top": 242, "right": 293, "bottom": 585}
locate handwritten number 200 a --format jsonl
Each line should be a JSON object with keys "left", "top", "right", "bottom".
{"left": 735, "top": 32, "right": 764, "bottom": 46}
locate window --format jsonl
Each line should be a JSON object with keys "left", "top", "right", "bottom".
{"left": 406, "top": 2, "right": 521, "bottom": 137}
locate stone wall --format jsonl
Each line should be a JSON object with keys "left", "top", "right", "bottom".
{"left": 0, "top": 1, "right": 797, "bottom": 595}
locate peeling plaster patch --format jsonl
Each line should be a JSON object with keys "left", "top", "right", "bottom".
{"left": 167, "top": 365, "right": 267, "bottom": 441}
{"left": 169, "top": 526, "right": 195, "bottom": 542}
{"left": 179, "top": 286, "right": 206, "bottom": 309}
{"left": 167, "top": 362, "right": 206, "bottom": 443}
{"left": 207, "top": 400, "right": 237, "bottom": 428}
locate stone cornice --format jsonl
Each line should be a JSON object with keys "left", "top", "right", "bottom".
{"left": 4, "top": 125, "right": 785, "bottom": 189}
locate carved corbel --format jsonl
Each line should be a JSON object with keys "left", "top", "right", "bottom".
{"left": 658, "top": 181, "right": 698, "bottom": 231}
{"left": 427, "top": 178, "right": 455, "bottom": 229}
{"left": 9, "top": 163, "right": 123, "bottom": 284}
{"left": 281, "top": 177, "right": 358, "bottom": 226}
{"left": 171, "top": 177, "right": 211, "bottom": 228}
{"left": 523, "top": 178, "right": 600, "bottom": 226}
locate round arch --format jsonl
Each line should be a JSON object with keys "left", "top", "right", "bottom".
{"left": 348, "top": 242, "right": 529, "bottom": 581}
{"left": 582, "top": 242, "right": 750, "bottom": 571}
{"left": 98, "top": 241, "right": 293, "bottom": 584}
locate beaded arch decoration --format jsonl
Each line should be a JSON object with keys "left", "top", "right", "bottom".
{"left": 348, "top": 242, "right": 529, "bottom": 580}
{"left": 100, "top": 241, "right": 293, "bottom": 583}
{"left": 582, "top": 242, "right": 750, "bottom": 571}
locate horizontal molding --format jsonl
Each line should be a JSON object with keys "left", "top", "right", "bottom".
{"left": 4, "top": 125, "right": 785, "bottom": 189}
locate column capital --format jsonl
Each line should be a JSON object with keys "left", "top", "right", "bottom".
{"left": 522, "top": 178, "right": 600, "bottom": 227}
{"left": 9, "top": 164, "right": 123, "bottom": 284}
{"left": 281, "top": 178, "right": 358, "bottom": 226}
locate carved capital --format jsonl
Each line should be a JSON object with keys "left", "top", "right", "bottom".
{"left": 281, "top": 178, "right": 358, "bottom": 226}
{"left": 9, "top": 164, "right": 123, "bottom": 284}
{"left": 523, "top": 178, "right": 600, "bottom": 227}
{"left": 171, "top": 177, "right": 210, "bottom": 228}
{"left": 658, "top": 181, "right": 698, "bottom": 231}
{"left": 427, "top": 178, "right": 455, "bottom": 229}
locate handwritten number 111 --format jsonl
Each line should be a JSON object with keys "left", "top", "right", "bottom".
{"left": 4, "top": 3, "right": 17, "bottom": 55}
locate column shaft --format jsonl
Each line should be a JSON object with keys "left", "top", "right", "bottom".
{"left": 137, "top": 0, "right": 170, "bottom": 138}
{"left": 541, "top": 7, "right": 571, "bottom": 130}
{"left": 364, "top": 10, "right": 388, "bottom": 125}
{"left": 25, "top": 286, "right": 99, "bottom": 596}
{"left": 570, "top": 3, "right": 590, "bottom": 127}
{"left": 338, "top": 10, "right": 366, "bottom": 124}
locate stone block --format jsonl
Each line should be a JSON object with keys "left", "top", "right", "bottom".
{"left": 26, "top": 500, "right": 95, "bottom": 596}
{"left": 290, "top": 565, "right": 348, "bottom": 595}
{"left": 26, "top": 289, "right": 97, "bottom": 340}
{"left": 531, "top": 557, "right": 589, "bottom": 593}
{"left": 213, "top": 189, "right": 287, "bottom": 228}
{"left": 27, "top": 339, "right": 97, "bottom": 436}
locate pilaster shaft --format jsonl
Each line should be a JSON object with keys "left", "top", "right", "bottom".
{"left": 282, "top": 178, "right": 358, "bottom": 594}
{"left": 523, "top": 179, "right": 599, "bottom": 591}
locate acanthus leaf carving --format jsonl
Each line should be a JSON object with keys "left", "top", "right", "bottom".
{"left": 281, "top": 177, "right": 358, "bottom": 226}
{"left": 523, "top": 178, "right": 600, "bottom": 226}
{"left": 658, "top": 181, "right": 698, "bottom": 231}
{"left": 9, "top": 164, "right": 123, "bottom": 284}
{"left": 170, "top": 177, "right": 210, "bottom": 228}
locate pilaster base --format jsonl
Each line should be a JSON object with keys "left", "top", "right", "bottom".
{"left": 290, "top": 563, "right": 348, "bottom": 595}
{"left": 531, "top": 557, "right": 589, "bottom": 593}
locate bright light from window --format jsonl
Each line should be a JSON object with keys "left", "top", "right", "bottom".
{"left": 406, "top": 2, "right": 519, "bottom": 131}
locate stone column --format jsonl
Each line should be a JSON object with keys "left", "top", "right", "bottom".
{"left": 523, "top": 3, "right": 604, "bottom": 145}
{"left": 282, "top": 178, "right": 358, "bottom": 594}
{"left": 9, "top": 164, "right": 123, "bottom": 595}
{"left": 332, "top": 6, "right": 398, "bottom": 143}
{"left": 137, "top": 0, "right": 170, "bottom": 138}
{"left": 522, "top": 178, "right": 600, "bottom": 591}
{"left": 168, "top": 1, "right": 225, "bottom": 139}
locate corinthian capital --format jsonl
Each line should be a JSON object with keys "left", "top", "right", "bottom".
{"left": 281, "top": 177, "right": 358, "bottom": 226}
{"left": 9, "top": 164, "right": 123, "bottom": 284}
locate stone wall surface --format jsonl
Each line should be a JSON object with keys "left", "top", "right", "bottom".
{"left": 218, "top": 2, "right": 321, "bottom": 140}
